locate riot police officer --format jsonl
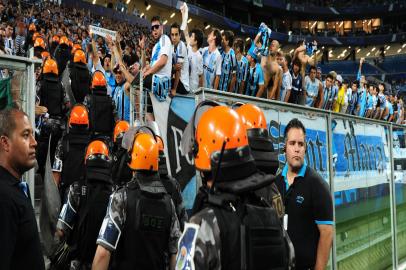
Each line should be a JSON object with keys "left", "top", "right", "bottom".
{"left": 56, "top": 140, "right": 113, "bottom": 270}
{"left": 62, "top": 49, "right": 91, "bottom": 105}
{"left": 53, "top": 104, "right": 90, "bottom": 199}
{"left": 92, "top": 131, "right": 181, "bottom": 270}
{"left": 177, "top": 104, "right": 289, "bottom": 270}
{"left": 36, "top": 57, "right": 66, "bottom": 180}
{"left": 111, "top": 120, "right": 132, "bottom": 186}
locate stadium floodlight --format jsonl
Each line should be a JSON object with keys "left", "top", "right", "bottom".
{"left": 126, "top": 0, "right": 130, "bottom": 3}
{"left": 348, "top": 46, "right": 351, "bottom": 49}
{"left": 403, "top": 44, "right": 406, "bottom": 49}
{"left": 322, "top": 46, "right": 325, "bottom": 49}
{"left": 163, "top": 20, "right": 168, "bottom": 25}
{"left": 188, "top": 18, "right": 192, "bottom": 23}
{"left": 366, "top": 52, "right": 371, "bottom": 56}
{"left": 170, "top": 12, "right": 175, "bottom": 18}
{"left": 246, "top": 37, "right": 250, "bottom": 41}
{"left": 140, "top": 13, "right": 144, "bottom": 17}
{"left": 146, "top": 4, "right": 151, "bottom": 10}
{"left": 290, "top": 49, "right": 294, "bottom": 54}
{"left": 205, "top": 24, "right": 211, "bottom": 30}
{"left": 92, "top": 0, "right": 96, "bottom": 4}
{"left": 386, "top": 45, "right": 391, "bottom": 50}
{"left": 343, "top": 49, "right": 347, "bottom": 54}
{"left": 357, "top": 48, "right": 361, "bottom": 53}
{"left": 220, "top": 30, "right": 224, "bottom": 33}
{"left": 339, "top": 22, "right": 343, "bottom": 27}
{"left": 371, "top": 47, "right": 376, "bottom": 52}
{"left": 398, "top": 49, "right": 402, "bottom": 53}
{"left": 288, "top": 31, "right": 292, "bottom": 35}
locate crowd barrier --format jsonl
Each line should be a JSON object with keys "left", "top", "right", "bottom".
{"left": 152, "top": 88, "right": 406, "bottom": 269}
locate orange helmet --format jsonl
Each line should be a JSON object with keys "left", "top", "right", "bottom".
{"left": 128, "top": 133, "right": 159, "bottom": 171}
{"left": 32, "top": 32, "right": 40, "bottom": 41}
{"left": 52, "top": 35, "right": 60, "bottom": 44}
{"left": 41, "top": 51, "right": 50, "bottom": 59}
{"left": 73, "top": 49, "right": 86, "bottom": 64}
{"left": 71, "top": 43, "right": 82, "bottom": 54}
{"left": 194, "top": 106, "right": 248, "bottom": 171}
{"left": 113, "top": 120, "right": 130, "bottom": 142}
{"left": 34, "top": 37, "right": 46, "bottom": 49}
{"left": 59, "top": 36, "right": 69, "bottom": 45}
{"left": 42, "top": 58, "right": 58, "bottom": 75}
{"left": 29, "top": 23, "right": 36, "bottom": 32}
{"left": 235, "top": 104, "right": 267, "bottom": 130}
{"left": 69, "top": 104, "right": 89, "bottom": 127}
{"left": 92, "top": 71, "right": 107, "bottom": 88}
{"left": 85, "top": 140, "right": 109, "bottom": 162}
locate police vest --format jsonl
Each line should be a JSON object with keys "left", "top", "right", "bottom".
{"left": 115, "top": 177, "right": 173, "bottom": 270}
{"left": 61, "top": 130, "right": 90, "bottom": 188}
{"left": 55, "top": 44, "right": 71, "bottom": 75}
{"left": 204, "top": 169, "right": 293, "bottom": 270}
{"left": 69, "top": 62, "right": 91, "bottom": 104}
{"left": 38, "top": 74, "right": 64, "bottom": 118}
{"left": 88, "top": 88, "right": 114, "bottom": 136}
{"left": 208, "top": 190, "right": 289, "bottom": 270}
{"left": 111, "top": 147, "right": 133, "bottom": 186}
{"left": 71, "top": 160, "right": 113, "bottom": 264}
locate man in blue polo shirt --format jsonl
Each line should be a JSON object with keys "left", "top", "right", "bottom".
{"left": 275, "top": 118, "right": 334, "bottom": 270}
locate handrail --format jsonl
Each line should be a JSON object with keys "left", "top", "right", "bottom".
{"left": 194, "top": 88, "right": 403, "bottom": 128}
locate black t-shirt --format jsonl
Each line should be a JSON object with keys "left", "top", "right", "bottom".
{"left": 0, "top": 166, "right": 45, "bottom": 270}
{"left": 275, "top": 164, "right": 333, "bottom": 269}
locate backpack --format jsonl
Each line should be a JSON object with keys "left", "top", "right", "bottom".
{"left": 69, "top": 63, "right": 91, "bottom": 104}
{"left": 71, "top": 161, "right": 113, "bottom": 264}
{"left": 38, "top": 75, "right": 64, "bottom": 118}
{"left": 208, "top": 191, "right": 294, "bottom": 270}
{"left": 87, "top": 90, "right": 115, "bottom": 136}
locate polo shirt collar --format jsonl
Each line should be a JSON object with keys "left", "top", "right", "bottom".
{"left": 0, "top": 165, "right": 21, "bottom": 186}
{"left": 281, "top": 161, "right": 307, "bottom": 190}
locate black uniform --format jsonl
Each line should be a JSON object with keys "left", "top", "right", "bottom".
{"left": 0, "top": 166, "right": 45, "bottom": 270}
{"left": 275, "top": 163, "right": 334, "bottom": 269}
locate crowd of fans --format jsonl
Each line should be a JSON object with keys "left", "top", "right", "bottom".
{"left": 0, "top": 0, "right": 404, "bottom": 125}
{"left": 286, "top": 0, "right": 404, "bottom": 8}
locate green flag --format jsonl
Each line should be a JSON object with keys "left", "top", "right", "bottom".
{"left": 0, "top": 77, "right": 12, "bottom": 110}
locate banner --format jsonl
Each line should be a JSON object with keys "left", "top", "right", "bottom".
{"left": 332, "top": 119, "right": 391, "bottom": 207}
{"left": 89, "top": 25, "right": 117, "bottom": 40}
{"left": 152, "top": 95, "right": 197, "bottom": 210}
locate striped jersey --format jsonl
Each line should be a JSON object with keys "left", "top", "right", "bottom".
{"left": 219, "top": 48, "right": 237, "bottom": 91}
{"left": 235, "top": 55, "right": 249, "bottom": 93}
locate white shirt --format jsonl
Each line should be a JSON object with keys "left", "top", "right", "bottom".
{"left": 188, "top": 45, "right": 203, "bottom": 93}
{"left": 151, "top": 34, "right": 172, "bottom": 78}
{"left": 201, "top": 46, "right": 222, "bottom": 89}
{"left": 173, "top": 40, "right": 189, "bottom": 92}
{"left": 280, "top": 70, "right": 292, "bottom": 101}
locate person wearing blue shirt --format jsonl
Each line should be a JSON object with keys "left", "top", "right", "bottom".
{"left": 201, "top": 28, "right": 222, "bottom": 90}
{"left": 376, "top": 83, "right": 387, "bottom": 120}
{"left": 111, "top": 65, "right": 131, "bottom": 121}
{"left": 245, "top": 44, "right": 265, "bottom": 97}
{"left": 233, "top": 38, "right": 249, "bottom": 94}
{"left": 384, "top": 94, "right": 394, "bottom": 122}
{"left": 275, "top": 118, "right": 333, "bottom": 270}
{"left": 321, "top": 74, "right": 335, "bottom": 110}
{"left": 346, "top": 81, "right": 359, "bottom": 115}
{"left": 304, "top": 66, "right": 322, "bottom": 108}
{"left": 219, "top": 31, "right": 237, "bottom": 92}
